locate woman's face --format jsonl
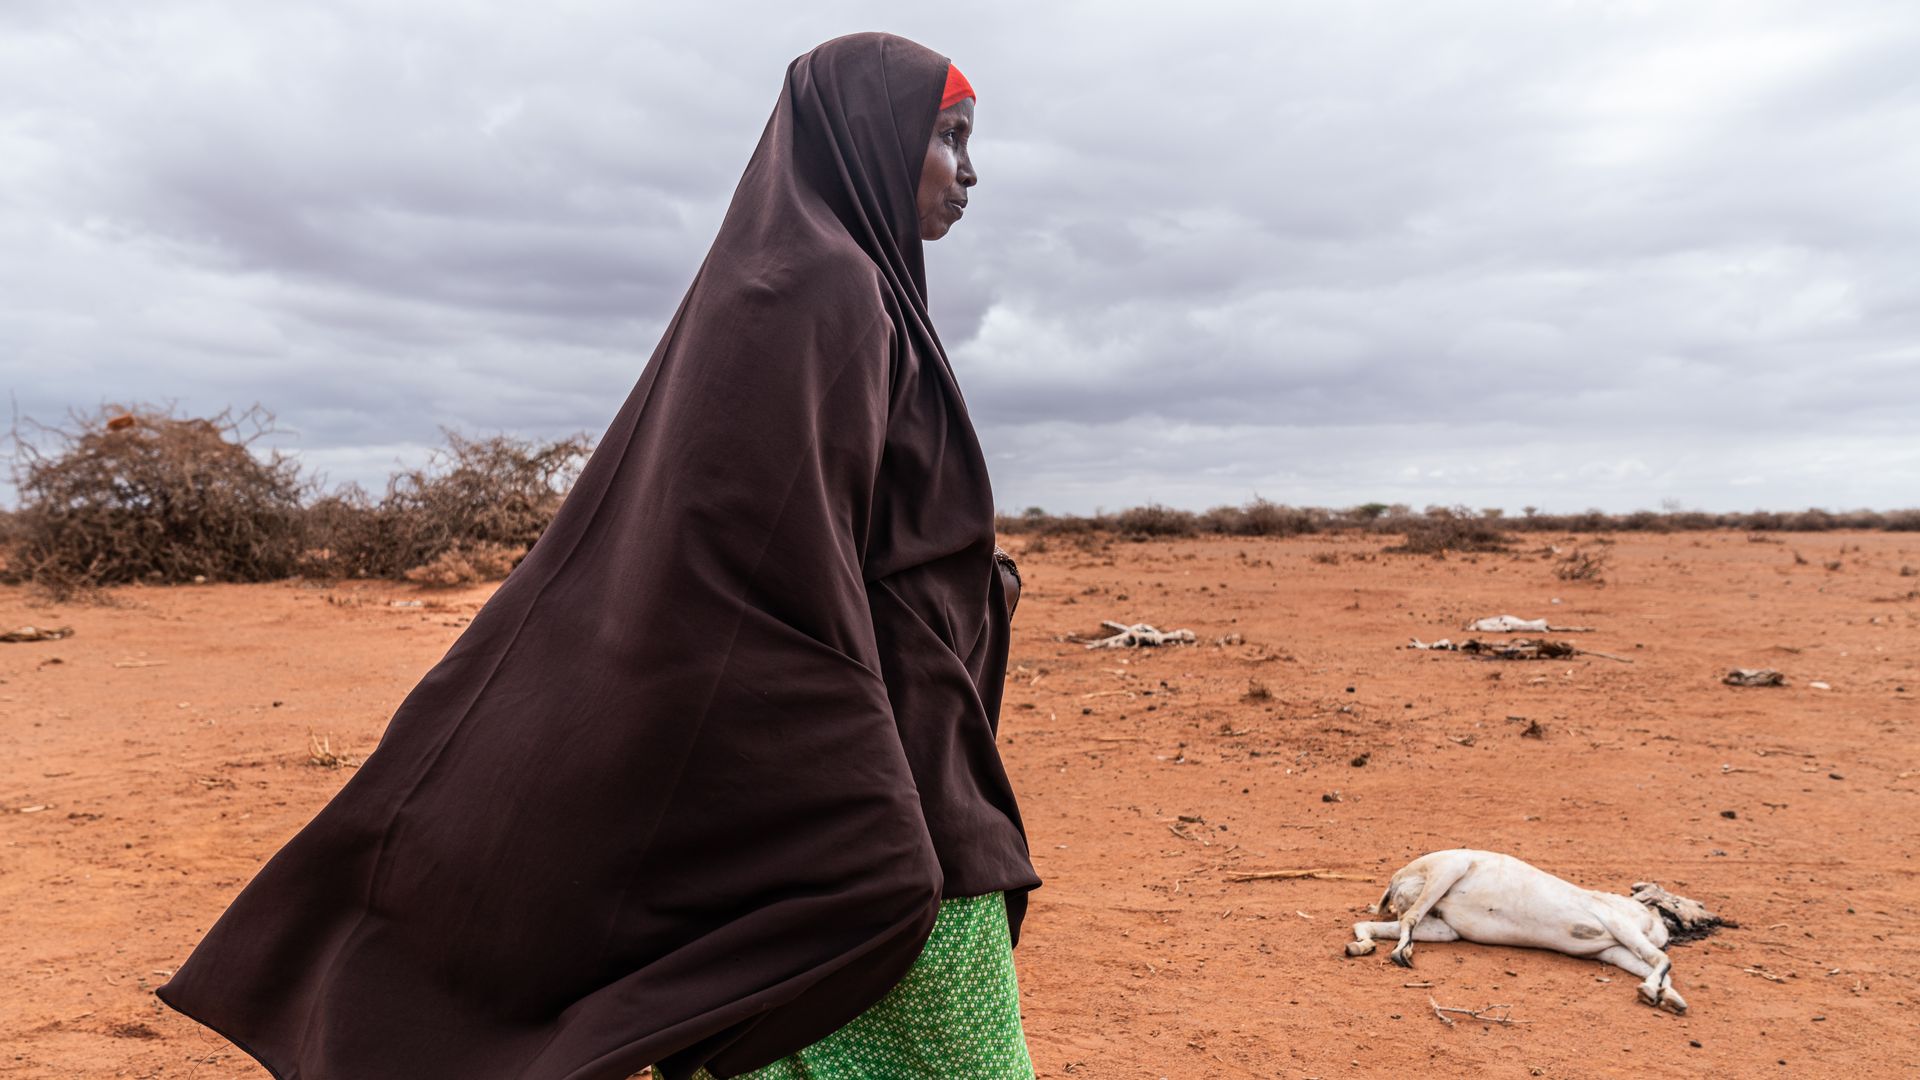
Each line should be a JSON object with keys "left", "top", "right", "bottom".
{"left": 916, "top": 98, "right": 976, "bottom": 241}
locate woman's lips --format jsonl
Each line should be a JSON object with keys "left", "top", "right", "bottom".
{"left": 948, "top": 200, "right": 966, "bottom": 217}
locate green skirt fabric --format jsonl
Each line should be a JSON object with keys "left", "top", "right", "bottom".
{"left": 658, "top": 891, "right": 1034, "bottom": 1080}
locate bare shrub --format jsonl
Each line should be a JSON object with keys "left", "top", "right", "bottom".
{"left": 5, "top": 404, "right": 307, "bottom": 596}
{"left": 1111, "top": 502, "right": 1198, "bottom": 538}
{"left": 308, "top": 430, "right": 590, "bottom": 580}
{"left": 1383, "top": 506, "right": 1511, "bottom": 555}
{"left": 402, "top": 542, "right": 529, "bottom": 587}
{"left": 1202, "top": 497, "right": 1323, "bottom": 537}
{"left": 1310, "top": 550, "right": 1341, "bottom": 565}
{"left": 1555, "top": 547, "right": 1611, "bottom": 582}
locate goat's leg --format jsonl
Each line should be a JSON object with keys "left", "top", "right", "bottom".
{"left": 1594, "top": 945, "right": 1653, "bottom": 979}
{"left": 1387, "top": 861, "right": 1470, "bottom": 968}
{"left": 1347, "top": 916, "right": 1459, "bottom": 958}
{"left": 1345, "top": 920, "right": 1401, "bottom": 957}
{"left": 1598, "top": 914, "right": 1687, "bottom": 1014}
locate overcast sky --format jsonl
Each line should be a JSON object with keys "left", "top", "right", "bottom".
{"left": 3, "top": 1, "right": 1916, "bottom": 514}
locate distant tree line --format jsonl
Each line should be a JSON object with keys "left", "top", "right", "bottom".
{"left": 2, "top": 404, "right": 1912, "bottom": 597}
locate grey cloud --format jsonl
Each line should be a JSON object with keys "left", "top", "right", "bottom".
{"left": 3, "top": 0, "right": 1915, "bottom": 513}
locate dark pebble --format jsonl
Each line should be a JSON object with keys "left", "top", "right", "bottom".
{"left": 1690, "top": 1041, "right": 1702, "bottom": 1049}
{"left": 1829, "top": 773, "right": 1844, "bottom": 780}
{"left": 1721, "top": 809, "right": 1738, "bottom": 819}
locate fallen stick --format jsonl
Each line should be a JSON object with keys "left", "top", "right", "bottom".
{"left": 1578, "top": 648, "right": 1635, "bottom": 664}
{"left": 1429, "top": 997, "right": 1529, "bottom": 1027}
{"left": 1223, "top": 869, "right": 1374, "bottom": 883}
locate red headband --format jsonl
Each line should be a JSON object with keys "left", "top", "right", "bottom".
{"left": 940, "top": 64, "right": 974, "bottom": 110}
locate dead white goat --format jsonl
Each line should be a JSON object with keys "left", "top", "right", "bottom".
{"left": 1465, "top": 615, "right": 1594, "bottom": 633}
{"left": 1344, "top": 849, "right": 1687, "bottom": 1013}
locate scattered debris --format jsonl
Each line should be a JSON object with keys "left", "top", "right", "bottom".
{"left": 1408, "top": 638, "right": 1632, "bottom": 663}
{"left": 106, "top": 1021, "right": 162, "bottom": 1040}
{"left": 1725, "top": 668, "right": 1787, "bottom": 687}
{"left": 1321, "top": 790, "right": 1343, "bottom": 803}
{"left": 1521, "top": 720, "right": 1546, "bottom": 739}
{"left": 1350, "top": 752, "right": 1370, "bottom": 767}
{"left": 1808, "top": 681, "right": 1832, "bottom": 691}
{"left": 1079, "top": 621, "right": 1197, "bottom": 649}
{"left": 2, "top": 626, "right": 74, "bottom": 643}
{"left": 1631, "top": 882, "right": 1738, "bottom": 943}
{"left": 1213, "top": 633, "right": 1244, "bottom": 646}
{"left": 1466, "top": 615, "right": 1593, "bottom": 633}
{"left": 1429, "top": 997, "right": 1529, "bottom": 1027}
{"left": 307, "top": 732, "right": 362, "bottom": 770}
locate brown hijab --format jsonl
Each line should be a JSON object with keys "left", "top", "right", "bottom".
{"left": 157, "top": 31, "right": 1038, "bottom": 1080}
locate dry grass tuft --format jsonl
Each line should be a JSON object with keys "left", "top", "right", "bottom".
{"left": 1555, "top": 547, "right": 1611, "bottom": 582}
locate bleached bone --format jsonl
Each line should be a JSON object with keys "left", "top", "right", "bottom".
{"left": 1083, "top": 620, "right": 1196, "bottom": 649}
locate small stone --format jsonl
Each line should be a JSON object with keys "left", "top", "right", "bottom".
{"left": 1690, "top": 1040, "right": 1702, "bottom": 1048}
{"left": 1829, "top": 773, "right": 1844, "bottom": 780}
{"left": 1350, "top": 753, "right": 1370, "bottom": 767}
{"left": 1721, "top": 809, "right": 1738, "bottom": 819}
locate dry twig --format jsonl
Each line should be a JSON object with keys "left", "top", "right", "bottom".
{"left": 1429, "top": 996, "right": 1529, "bottom": 1027}
{"left": 1223, "top": 869, "right": 1373, "bottom": 883}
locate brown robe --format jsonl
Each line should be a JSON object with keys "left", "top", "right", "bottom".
{"left": 156, "top": 32, "right": 1038, "bottom": 1080}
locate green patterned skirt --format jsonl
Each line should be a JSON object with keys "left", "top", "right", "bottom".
{"left": 657, "top": 891, "right": 1034, "bottom": 1080}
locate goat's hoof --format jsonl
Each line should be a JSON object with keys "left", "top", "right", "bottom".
{"left": 1390, "top": 950, "right": 1413, "bottom": 968}
{"left": 1660, "top": 990, "right": 1689, "bottom": 1015}
{"left": 1345, "top": 940, "right": 1375, "bottom": 957}
{"left": 1637, "top": 984, "right": 1661, "bottom": 1007}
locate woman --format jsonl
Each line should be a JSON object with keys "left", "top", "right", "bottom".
{"left": 156, "top": 31, "right": 1040, "bottom": 1080}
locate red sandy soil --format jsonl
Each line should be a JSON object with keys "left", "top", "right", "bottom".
{"left": 3, "top": 531, "right": 1917, "bottom": 1078}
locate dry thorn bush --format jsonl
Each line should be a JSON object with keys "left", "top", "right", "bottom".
{"left": 1382, "top": 506, "right": 1511, "bottom": 556}
{"left": 4, "top": 403, "right": 307, "bottom": 597}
